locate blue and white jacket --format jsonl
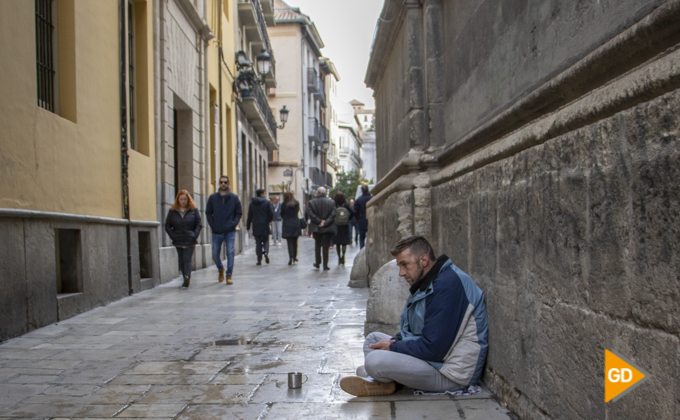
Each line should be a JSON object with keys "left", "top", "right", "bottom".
{"left": 389, "top": 256, "right": 489, "bottom": 386}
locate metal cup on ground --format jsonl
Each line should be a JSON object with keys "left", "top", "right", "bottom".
{"left": 287, "top": 372, "right": 307, "bottom": 389}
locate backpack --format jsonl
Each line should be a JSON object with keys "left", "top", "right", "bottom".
{"left": 335, "top": 205, "right": 350, "bottom": 226}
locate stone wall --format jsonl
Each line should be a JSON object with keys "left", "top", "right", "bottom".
{"left": 0, "top": 216, "right": 160, "bottom": 342}
{"left": 365, "top": 0, "right": 680, "bottom": 418}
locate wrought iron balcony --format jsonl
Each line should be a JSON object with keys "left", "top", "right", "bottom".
{"left": 314, "top": 76, "right": 326, "bottom": 107}
{"left": 238, "top": 0, "right": 276, "bottom": 88}
{"left": 308, "top": 117, "right": 320, "bottom": 142}
{"left": 319, "top": 125, "right": 329, "bottom": 146}
{"left": 307, "top": 68, "right": 319, "bottom": 93}
{"left": 260, "top": 0, "right": 275, "bottom": 26}
{"left": 351, "top": 150, "right": 363, "bottom": 168}
{"left": 240, "top": 77, "right": 278, "bottom": 150}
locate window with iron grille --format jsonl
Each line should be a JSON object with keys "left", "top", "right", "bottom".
{"left": 128, "top": 1, "right": 137, "bottom": 150}
{"left": 35, "top": 0, "right": 56, "bottom": 112}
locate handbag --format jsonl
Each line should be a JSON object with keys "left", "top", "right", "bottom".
{"left": 299, "top": 217, "right": 307, "bottom": 229}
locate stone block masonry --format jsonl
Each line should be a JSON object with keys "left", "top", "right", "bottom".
{"left": 365, "top": 0, "right": 680, "bottom": 418}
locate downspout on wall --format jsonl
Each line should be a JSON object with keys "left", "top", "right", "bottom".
{"left": 119, "top": 0, "right": 133, "bottom": 296}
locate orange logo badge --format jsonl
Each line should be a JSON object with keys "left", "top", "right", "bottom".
{"left": 604, "top": 349, "right": 651, "bottom": 403}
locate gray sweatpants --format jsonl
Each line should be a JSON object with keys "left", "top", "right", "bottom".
{"left": 363, "top": 332, "right": 466, "bottom": 393}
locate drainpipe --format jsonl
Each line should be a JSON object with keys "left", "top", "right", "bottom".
{"left": 119, "top": 0, "right": 133, "bottom": 296}
{"left": 218, "top": 0, "right": 224, "bottom": 181}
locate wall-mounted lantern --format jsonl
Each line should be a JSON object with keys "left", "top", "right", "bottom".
{"left": 277, "top": 105, "right": 289, "bottom": 129}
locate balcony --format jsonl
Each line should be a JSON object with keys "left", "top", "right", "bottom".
{"left": 351, "top": 150, "right": 363, "bottom": 169}
{"left": 314, "top": 76, "right": 326, "bottom": 107}
{"left": 260, "top": 0, "right": 275, "bottom": 26}
{"left": 307, "top": 68, "right": 319, "bottom": 93}
{"left": 319, "top": 125, "right": 329, "bottom": 147}
{"left": 238, "top": 0, "right": 276, "bottom": 88}
{"left": 308, "top": 117, "right": 319, "bottom": 142}
{"left": 241, "top": 79, "right": 278, "bottom": 150}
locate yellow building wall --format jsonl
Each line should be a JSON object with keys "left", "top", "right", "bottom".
{"left": 128, "top": 0, "right": 157, "bottom": 221}
{"left": 207, "top": 0, "right": 237, "bottom": 195}
{"left": 0, "top": 0, "right": 155, "bottom": 221}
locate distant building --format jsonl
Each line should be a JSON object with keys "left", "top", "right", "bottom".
{"left": 321, "top": 58, "right": 341, "bottom": 187}
{"left": 267, "top": 0, "right": 328, "bottom": 209}
{"left": 350, "top": 99, "right": 375, "bottom": 132}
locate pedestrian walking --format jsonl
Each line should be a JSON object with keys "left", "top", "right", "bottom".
{"left": 354, "top": 185, "right": 373, "bottom": 249}
{"left": 246, "top": 189, "right": 274, "bottom": 265}
{"left": 271, "top": 195, "right": 283, "bottom": 245}
{"left": 332, "top": 191, "right": 354, "bottom": 265}
{"left": 281, "top": 191, "right": 301, "bottom": 265}
{"left": 349, "top": 198, "right": 358, "bottom": 245}
{"left": 164, "top": 190, "right": 202, "bottom": 288}
{"left": 206, "top": 175, "right": 242, "bottom": 285}
{"left": 308, "top": 187, "right": 337, "bottom": 270}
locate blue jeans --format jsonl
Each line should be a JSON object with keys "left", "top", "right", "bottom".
{"left": 212, "top": 231, "right": 236, "bottom": 274}
{"left": 359, "top": 229, "right": 367, "bottom": 249}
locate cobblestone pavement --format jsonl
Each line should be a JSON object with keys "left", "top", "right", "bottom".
{"left": 0, "top": 237, "right": 514, "bottom": 419}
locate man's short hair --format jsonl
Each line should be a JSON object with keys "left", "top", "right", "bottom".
{"left": 361, "top": 185, "right": 369, "bottom": 194}
{"left": 317, "top": 187, "right": 327, "bottom": 197}
{"left": 256, "top": 189, "right": 265, "bottom": 197}
{"left": 390, "top": 236, "right": 436, "bottom": 261}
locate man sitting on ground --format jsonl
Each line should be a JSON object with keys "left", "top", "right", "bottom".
{"left": 340, "top": 236, "right": 488, "bottom": 397}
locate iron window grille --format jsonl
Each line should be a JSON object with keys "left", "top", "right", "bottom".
{"left": 35, "top": 0, "right": 55, "bottom": 112}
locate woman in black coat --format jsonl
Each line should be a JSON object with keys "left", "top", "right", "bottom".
{"left": 332, "top": 191, "right": 354, "bottom": 265}
{"left": 165, "top": 190, "right": 202, "bottom": 288}
{"left": 281, "top": 191, "right": 301, "bottom": 265}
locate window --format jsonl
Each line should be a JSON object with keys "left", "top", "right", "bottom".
{"left": 35, "top": 0, "right": 56, "bottom": 112}
{"left": 55, "top": 229, "right": 82, "bottom": 295}
{"left": 364, "top": 116, "right": 368, "bottom": 122}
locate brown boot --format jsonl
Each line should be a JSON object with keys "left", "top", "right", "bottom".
{"left": 340, "top": 376, "right": 396, "bottom": 397}
{"left": 218, "top": 268, "right": 225, "bottom": 282}
{"left": 226, "top": 274, "right": 233, "bottom": 285}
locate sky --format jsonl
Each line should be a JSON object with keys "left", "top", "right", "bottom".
{"left": 284, "top": 0, "right": 385, "bottom": 110}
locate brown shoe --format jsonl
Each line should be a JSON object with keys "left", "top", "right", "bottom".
{"left": 226, "top": 274, "right": 233, "bottom": 285}
{"left": 340, "top": 376, "right": 396, "bottom": 397}
{"left": 218, "top": 268, "right": 224, "bottom": 282}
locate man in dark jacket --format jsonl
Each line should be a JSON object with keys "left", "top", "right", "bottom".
{"left": 246, "top": 189, "right": 274, "bottom": 265}
{"left": 308, "top": 187, "right": 337, "bottom": 270}
{"left": 354, "top": 185, "right": 372, "bottom": 249}
{"left": 206, "top": 175, "right": 242, "bottom": 285}
{"left": 340, "top": 236, "right": 488, "bottom": 397}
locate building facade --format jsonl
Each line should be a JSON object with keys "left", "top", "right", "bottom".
{"left": 154, "top": 0, "right": 215, "bottom": 282}
{"left": 320, "top": 58, "right": 341, "bottom": 186}
{"left": 0, "top": 0, "right": 158, "bottom": 341}
{"left": 233, "top": 0, "right": 277, "bottom": 248}
{"left": 365, "top": 0, "right": 680, "bottom": 419}
{"left": 267, "top": 0, "right": 326, "bottom": 210}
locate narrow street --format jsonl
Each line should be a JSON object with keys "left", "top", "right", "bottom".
{"left": 0, "top": 238, "right": 512, "bottom": 419}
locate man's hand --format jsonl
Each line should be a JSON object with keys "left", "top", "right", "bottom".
{"left": 320, "top": 220, "right": 326, "bottom": 227}
{"left": 368, "top": 339, "right": 395, "bottom": 351}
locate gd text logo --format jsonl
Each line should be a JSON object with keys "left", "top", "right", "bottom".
{"left": 604, "top": 349, "right": 651, "bottom": 403}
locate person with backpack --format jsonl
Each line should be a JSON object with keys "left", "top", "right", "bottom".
{"left": 332, "top": 191, "right": 355, "bottom": 265}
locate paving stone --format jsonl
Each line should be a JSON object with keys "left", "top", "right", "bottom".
{"left": 0, "top": 240, "right": 511, "bottom": 418}
{"left": 116, "top": 403, "right": 186, "bottom": 417}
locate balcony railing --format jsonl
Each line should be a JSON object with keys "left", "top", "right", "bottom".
{"left": 238, "top": 0, "right": 276, "bottom": 87}
{"left": 307, "top": 68, "right": 319, "bottom": 93}
{"left": 240, "top": 78, "right": 277, "bottom": 150}
{"left": 319, "top": 125, "right": 329, "bottom": 146}
{"left": 314, "top": 76, "right": 326, "bottom": 107}
{"left": 308, "top": 117, "right": 320, "bottom": 142}
{"left": 351, "top": 150, "right": 363, "bottom": 168}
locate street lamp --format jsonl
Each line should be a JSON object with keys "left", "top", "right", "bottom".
{"left": 277, "top": 105, "right": 289, "bottom": 129}
{"left": 236, "top": 50, "right": 250, "bottom": 69}
{"left": 256, "top": 49, "right": 271, "bottom": 76}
